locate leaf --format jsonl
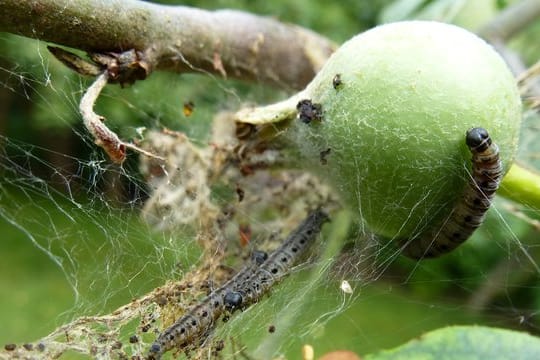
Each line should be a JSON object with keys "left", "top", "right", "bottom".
{"left": 365, "top": 326, "right": 540, "bottom": 360}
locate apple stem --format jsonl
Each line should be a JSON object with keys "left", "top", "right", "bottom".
{"left": 234, "top": 91, "right": 307, "bottom": 125}
{"left": 499, "top": 163, "right": 540, "bottom": 211}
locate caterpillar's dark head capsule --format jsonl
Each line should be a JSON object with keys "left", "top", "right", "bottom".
{"left": 147, "top": 343, "right": 162, "bottom": 359}
{"left": 251, "top": 250, "right": 268, "bottom": 265}
{"left": 466, "top": 127, "right": 491, "bottom": 152}
{"left": 224, "top": 291, "right": 243, "bottom": 312}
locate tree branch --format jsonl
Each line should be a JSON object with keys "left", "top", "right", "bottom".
{"left": 1, "top": 0, "right": 336, "bottom": 90}
{"left": 478, "top": 0, "right": 540, "bottom": 43}
{"left": 476, "top": 0, "right": 540, "bottom": 95}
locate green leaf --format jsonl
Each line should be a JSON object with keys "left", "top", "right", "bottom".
{"left": 366, "top": 326, "right": 540, "bottom": 360}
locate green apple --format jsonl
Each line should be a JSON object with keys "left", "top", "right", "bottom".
{"left": 238, "top": 21, "right": 522, "bottom": 240}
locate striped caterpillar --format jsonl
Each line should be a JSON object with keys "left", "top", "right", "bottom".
{"left": 401, "top": 127, "right": 503, "bottom": 259}
{"left": 147, "top": 209, "right": 329, "bottom": 359}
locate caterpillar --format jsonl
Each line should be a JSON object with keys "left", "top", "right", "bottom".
{"left": 401, "top": 127, "right": 503, "bottom": 259}
{"left": 225, "top": 209, "right": 329, "bottom": 311}
{"left": 146, "top": 256, "right": 263, "bottom": 358}
{"left": 147, "top": 209, "right": 329, "bottom": 359}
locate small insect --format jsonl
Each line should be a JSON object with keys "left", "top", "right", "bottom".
{"left": 236, "top": 184, "right": 245, "bottom": 202}
{"left": 319, "top": 148, "right": 332, "bottom": 165}
{"left": 332, "top": 74, "right": 342, "bottom": 89}
{"left": 129, "top": 335, "right": 139, "bottom": 344}
{"left": 268, "top": 325, "right": 276, "bottom": 333}
{"left": 400, "top": 127, "right": 503, "bottom": 259}
{"left": 4, "top": 344, "right": 16, "bottom": 351}
{"left": 147, "top": 210, "right": 329, "bottom": 359}
{"left": 297, "top": 99, "right": 323, "bottom": 124}
{"left": 183, "top": 101, "right": 195, "bottom": 117}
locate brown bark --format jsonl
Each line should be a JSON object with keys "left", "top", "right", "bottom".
{"left": 1, "top": 0, "right": 336, "bottom": 90}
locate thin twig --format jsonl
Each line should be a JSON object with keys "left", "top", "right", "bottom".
{"left": 502, "top": 202, "right": 540, "bottom": 232}
{"left": 79, "top": 73, "right": 165, "bottom": 163}
{"left": 517, "top": 59, "right": 540, "bottom": 85}
{"left": 475, "top": 0, "right": 540, "bottom": 96}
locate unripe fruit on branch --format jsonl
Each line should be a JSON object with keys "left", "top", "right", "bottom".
{"left": 236, "top": 21, "right": 521, "bottom": 245}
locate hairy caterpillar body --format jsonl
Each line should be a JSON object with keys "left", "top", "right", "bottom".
{"left": 401, "top": 128, "right": 503, "bottom": 259}
{"left": 147, "top": 209, "right": 329, "bottom": 359}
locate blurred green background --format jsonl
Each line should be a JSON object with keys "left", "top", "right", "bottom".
{"left": 2, "top": 0, "right": 540, "bottom": 358}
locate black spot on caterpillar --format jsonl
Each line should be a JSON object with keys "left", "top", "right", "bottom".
{"left": 147, "top": 209, "right": 329, "bottom": 359}
{"left": 401, "top": 127, "right": 503, "bottom": 259}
